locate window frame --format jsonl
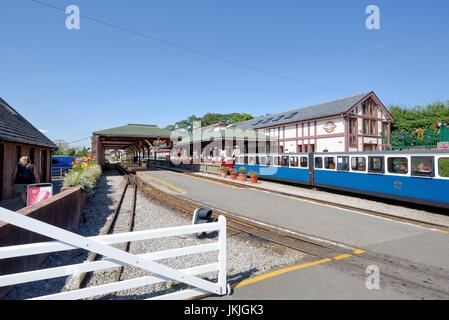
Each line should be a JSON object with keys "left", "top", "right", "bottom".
{"left": 289, "top": 156, "right": 299, "bottom": 168}
{"left": 314, "top": 157, "right": 323, "bottom": 169}
{"left": 387, "top": 157, "right": 409, "bottom": 175}
{"left": 368, "top": 156, "right": 385, "bottom": 174}
{"left": 351, "top": 157, "right": 367, "bottom": 172}
{"left": 273, "top": 156, "right": 281, "bottom": 167}
{"left": 324, "top": 157, "right": 336, "bottom": 170}
{"left": 411, "top": 156, "right": 435, "bottom": 178}
{"left": 281, "top": 156, "right": 289, "bottom": 167}
{"left": 259, "top": 155, "right": 269, "bottom": 166}
{"left": 437, "top": 157, "right": 449, "bottom": 179}
{"left": 337, "top": 156, "right": 350, "bottom": 172}
{"left": 300, "top": 157, "right": 308, "bottom": 168}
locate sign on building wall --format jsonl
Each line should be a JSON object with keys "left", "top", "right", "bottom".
{"left": 323, "top": 121, "right": 337, "bottom": 133}
{"left": 27, "top": 183, "right": 53, "bottom": 206}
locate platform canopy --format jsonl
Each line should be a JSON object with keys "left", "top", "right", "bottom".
{"left": 92, "top": 124, "right": 172, "bottom": 166}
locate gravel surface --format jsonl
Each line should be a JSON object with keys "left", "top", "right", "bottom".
{"left": 5, "top": 171, "right": 126, "bottom": 300}
{"left": 193, "top": 172, "right": 449, "bottom": 227}
{"left": 5, "top": 169, "right": 305, "bottom": 300}
{"left": 113, "top": 192, "right": 305, "bottom": 300}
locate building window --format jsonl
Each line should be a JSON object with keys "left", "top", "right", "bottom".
{"left": 324, "top": 157, "right": 336, "bottom": 170}
{"left": 349, "top": 118, "right": 357, "bottom": 147}
{"left": 315, "top": 157, "right": 323, "bottom": 169}
{"left": 300, "top": 157, "right": 308, "bottom": 168}
{"left": 411, "top": 157, "right": 434, "bottom": 177}
{"left": 368, "top": 156, "right": 384, "bottom": 173}
{"left": 351, "top": 157, "right": 367, "bottom": 171}
{"left": 387, "top": 157, "right": 408, "bottom": 175}
{"left": 363, "top": 119, "right": 377, "bottom": 135}
{"left": 337, "top": 156, "right": 349, "bottom": 171}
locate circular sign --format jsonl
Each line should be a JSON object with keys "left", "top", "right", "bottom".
{"left": 324, "top": 121, "right": 337, "bottom": 133}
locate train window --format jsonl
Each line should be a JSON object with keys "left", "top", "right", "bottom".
{"left": 300, "top": 157, "right": 308, "bottom": 168}
{"left": 438, "top": 158, "right": 449, "bottom": 177}
{"left": 290, "top": 156, "right": 299, "bottom": 167}
{"left": 324, "top": 157, "right": 336, "bottom": 170}
{"left": 411, "top": 157, "right": 434, "bottom": 177}
{"left": 337, "top": 156, "right": 349, "bottom": 171}
{"left": 351, "top": 157, "right": 367, "bottom": 171}
{"left": 248, "top": 156, "right": 256, "bottom": 165}
{"left": 273, "top": 156, "right": 281, "bottom": 166}
{"left": 368, "top": 156, "right": 384, "bottom": 173}
{"left": 315, "top": 157, "right": 323, "bottom": 169}
{"left": 282, "top": 156, "right": 289, "bottom": 167}
{"left": 259, "top": 156, "right": 269, "bottom": 166}
{"left": 387, "top": 157, "right": 408, "bottom": 175}
{"left": 236, "top": 156, "right": 244, "bottom": 164}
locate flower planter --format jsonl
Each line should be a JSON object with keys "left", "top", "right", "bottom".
{"left": 239, "top": 174, "right": 247, "bottom": 182}
{"left": 231, "top": 174, "right": 238, "bottom": 180}
{"left": 220, "top": 172, "right": 227, "bottom": 178}
{"left": 250, "top": 176, "right": 258, "bottom": 184}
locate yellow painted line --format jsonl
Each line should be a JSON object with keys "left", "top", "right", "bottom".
{"left": 353, "top": 248, "right": 366, "bottom": 255}
{"left": 189, "top": 174, "right": 242, "bottom": 189}
{"left": 233, "top": 258, "right": 332, "bottom": 289}
{"left": 138, "top": 172, "right": 186, "bottom": 194}
{"left": 333, "top": 253, "right": 353, "bottom": 261}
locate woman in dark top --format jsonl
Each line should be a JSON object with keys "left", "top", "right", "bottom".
{"left": 12, "top": 156, "right": 40, "bottom": 205}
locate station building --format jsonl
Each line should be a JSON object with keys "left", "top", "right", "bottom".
{"left": 232, "top": 91, "right": 393, "bottom": 153}
{"left": 0, "top": 98, "right": 56, "bottom": 201}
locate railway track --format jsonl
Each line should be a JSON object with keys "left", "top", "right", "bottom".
{"left": 63, "top": 167, "right": 137, "bottom": 296}
{"left": 150, "top": 163, "right": 449, "bottom": 233}
{"left": 125, "top": 164, "right": 449, "bottom": 299}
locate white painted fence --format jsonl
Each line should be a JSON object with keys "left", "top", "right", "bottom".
{"left": 0, "top": 207, "right": 228, "bottom": 300}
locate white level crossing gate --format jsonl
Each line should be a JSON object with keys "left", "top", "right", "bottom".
{"left": 0, "top": 207, "right": 228, "bottom": 300}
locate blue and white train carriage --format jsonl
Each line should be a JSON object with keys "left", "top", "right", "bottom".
{"left": 235, "top": 151, "right": 449, "bottom": 209}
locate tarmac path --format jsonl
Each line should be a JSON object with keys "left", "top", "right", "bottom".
{"left": 139, "top": 170, "right": 449, "bottom": 300}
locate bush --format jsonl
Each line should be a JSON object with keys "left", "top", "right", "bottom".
{"left": 63, "top": 162, "right": 102, "bottom": 194}
{"left": 248, "top": 171, "right": 258, "bottom": 178}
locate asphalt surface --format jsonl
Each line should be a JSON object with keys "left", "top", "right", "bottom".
{"left": 139, "top": 170, "right": 449, "bottom": 300}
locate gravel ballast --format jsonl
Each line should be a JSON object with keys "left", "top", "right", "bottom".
{"left": 114, "top": 191, "right": 305, "bottom": 299}
{"left": 5, "top": 172, "right": 126, "bottom": 300}
{"left": 5, "top": 170, "right": 305, "bottom": 300}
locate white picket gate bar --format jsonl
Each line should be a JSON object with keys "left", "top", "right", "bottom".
{"left": 0, "top": 207, "right": 228, "bottom": 300}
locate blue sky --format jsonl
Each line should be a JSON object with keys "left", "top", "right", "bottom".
{"left": 1, "top": 0, "right": 449, "bottom": 147}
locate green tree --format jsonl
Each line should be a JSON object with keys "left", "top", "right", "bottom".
{"left": 390, "top": 101, "right": 449, "bottom": 132}
{"left": 164, "top": 113, "right": 255, "bottom": 133}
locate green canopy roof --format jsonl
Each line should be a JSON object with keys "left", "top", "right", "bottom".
{"left": 93, "top": 124, "right": 171, "bottom": 138}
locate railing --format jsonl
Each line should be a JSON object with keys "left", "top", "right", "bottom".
{"left": 0, "top": 207, "right": 228, "bottom": 300}
{"left": 388, "top": 130, "right": 440, "bottom": 150}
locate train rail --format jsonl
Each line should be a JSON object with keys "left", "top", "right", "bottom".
{"left": 148, "top": 163, "right": 449, "bottom": 233}
{"left": 63, "top": 166, "right": 137, "bottom": 295}
{"left": 118, "top": 164, "right": 449, "bottom": 299}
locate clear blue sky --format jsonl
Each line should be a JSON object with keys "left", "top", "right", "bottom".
{"left": 1, "top": 0, "right": 449, "bottom": 147}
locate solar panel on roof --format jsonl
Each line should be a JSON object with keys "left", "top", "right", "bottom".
{"left": 260, "top": 118, "right": 273, "bottom": 124}
{"left": 251, "top": 120, "right": 264, "bottom": 126}
{"left": 272, "top": 115, "right": 284, "bottom": 122}
{"left": 283, "top": 112, "right": 298, "bottom": 120}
